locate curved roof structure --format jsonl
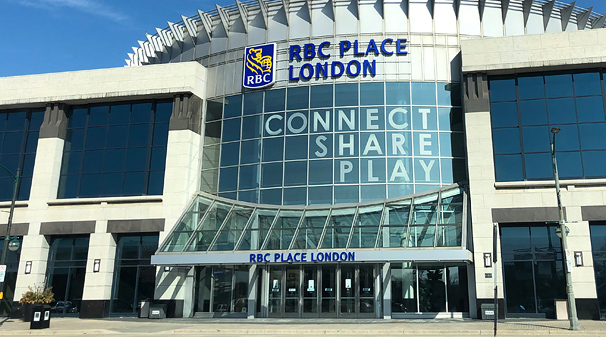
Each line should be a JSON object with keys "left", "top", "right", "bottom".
{"left": 127, "top": 0, "right": 606, "bottom": 67}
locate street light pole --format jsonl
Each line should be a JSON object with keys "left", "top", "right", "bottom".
{"left": 0, "top": 165, "right": 20, "bottom": 306}
{"left": 550, "top": 127, "right": 580, "bottom": 331}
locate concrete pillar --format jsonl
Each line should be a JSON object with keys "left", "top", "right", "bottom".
{"left": 382, "top": 262, "right": 391, "bottom": 319}
{"left": 81, "top": 230, "right": 116, "bottom": 318}
{"left": 248, "top": 264, "right": 258, "bottom": 319}
{"left": 182, "top": 267, "right": 196, "bottom": 318}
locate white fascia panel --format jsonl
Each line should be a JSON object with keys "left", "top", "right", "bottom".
{"left": 435, "top": 47, "right": 449, "bottom": 82}
{"left": 384, "top": 0, "right": 408, "bottom": 33}
{"left": 504, "top": 5, "right": 525, "bottom": 36}
{"left": 359, "top": 0, "right": 383, "bottom": 34}
{"left": 335, "top": 0, "right": 358, "bottom": 35}
{"left": 268, "top": 3, "right": 289, "bottom": 42}
{"left": 215, "top": 64, "right": 226, "bottom": 97}
{"left": 248, "top": 11, "right": 268, "bottom": 46}
{"left": 210, "top": 24, "right": 229, "bottom": 53}
{"left": 525, "top": 9, "right": 544, "bottom": 34}
{"left": 289, "top": 0, "right": 311, "bottom": 40}
{"left": 234, "top": 61, "right": 244, "bottom": 96}
{"left": 447, "top": 47, "right": 461, "bottom": 82}
{"left": 410, "top": 45, "right": 423, "bottom": 81}
{"left": 423, "top": 46, "right": 436, "bottom": 81}
{"left": 311, "top": 0, "right": 335, "bottom": 38}
{"left": 206, "top": 66, "right": 218, "bottom": 97}
{"left": 545, "top": 16, "right": 561, "bottom": 33}
{"left": 228, "top": 24, "right": 247, "bottom": 49}
{"left": 459, "top": 2, "right": 481, "bottom": 36}
{"left": 482, "top": 5, "right": 504, "bottom": 37}
{"left": 434, "top": 2, "right": 457, "bottom": 34}
{"left": 258, "top": 0, "right": 270, "bottom": 28}
{"left": 409, "top": 1, "right": 433, "bottom": 33}
{"left": 181, "top": 33, "right": 195, "bottom": 61}
{"left": 224, "top": 62, "right": 237, "bottom": 95}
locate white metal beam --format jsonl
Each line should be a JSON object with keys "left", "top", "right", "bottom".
{"left": 181, "top": 15, "right": 199, "bottom": 39}
{"left": 216, "top": 4, "right": 231, "bottom": 34}
{"left": 257, "top": 0, "right": 269, "bottom": 28}
{"left": 236, "top": 0, "right": 249, "bottom": 33}
{"left": 197, "top": 10, "right": 214, "bottom": 40}
{"left": 155, "top": 28, "right": 174, "bottom": 47}
{"left": 168, "top": 21, "right": 185, "bottom": 42}
{"left": 282, "top": 0, "right": 290, "bottom": 26}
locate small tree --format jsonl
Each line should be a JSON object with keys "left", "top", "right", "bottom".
{"left": 19, "top": 284, "right": 54, "bottom": 304}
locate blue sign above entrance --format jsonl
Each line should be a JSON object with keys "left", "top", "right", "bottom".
{"left": 243, "top": 43, "right": 277, "bottom": 89}
{"left": 250, "top": 252, "right": 356, "bottom": 263}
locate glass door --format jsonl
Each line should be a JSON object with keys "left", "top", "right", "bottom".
{"left": 268, "top": 266, "right": 283, "bottom": 317}
{"left": 284, "top": 266, "right": 300, "bottom": 317}
{"left": 321, "top": 265, "right": 337, "bottom": 317}
{"left": 340, "top": 265, "right": 356, "bottom": 317}
{"left": 358, "top": 265, "right": 375, "bottom": 317}
{"left": 418, "top": 265, "right": 446, "bottom": 312}
{"left": 302, "top": 266, "right": 319, "bottom": 317}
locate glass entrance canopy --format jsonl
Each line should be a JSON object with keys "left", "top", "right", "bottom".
{"left": 158, "top": 183, "right": 470, "bottom": 254}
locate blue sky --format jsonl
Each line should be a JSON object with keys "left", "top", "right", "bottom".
{"left": 0, "top": 0, "right": 604, "bottom": 77}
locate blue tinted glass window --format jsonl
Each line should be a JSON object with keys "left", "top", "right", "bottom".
{"left": 283, "top": 187, "right": 307, "bottom": 205}
{"left": 240, "top": 140, "right": 261, "bottom": 165}
{"left": 437, "top": 83, "right": 460, "bottom": 106}
{"left": 361, "top": 185, "right": 386, "bottom": 202}
{"left": 386, "top": 107, "right": 411, "bottom": 131}
{"left": 552, "top": 124, "right": 580, "bottom": 151}
{"left": 239, "top": 164, "right": 259, "bottom": 190}
{"left": 238, "top": 189, "right": 259, "bottom": 203}
{"left": 79, "top": 174, "right": 101, "bottom": 197}
{"left": 582, "top": 151, "right": 606, "bottom": 177}
{"left": 223, "top": 95, "right": 242, "bottom": 118}
{"left": 414, "top": 158, "right": 439, "bottom": 183}
{"left": 219, "top": 167, "right": 238, "bottom": 192}
{"left": 286, "top": 111, "right": 308, "bottom": 135}
{"left": 386, "top": 82, "right": 410, "bottom": 105}
{"left": 241, "top": 115, "right": 262, "bottom": 140}
{"left": 310, "top": 85, "right": 333, "bottom": 108}
{"left": 128, "top": 124, "right": 150, "bottom": 147}
{"left": 335, "top": 83, "right": 358, "bottom": 107}
{"left": 387, "top": 184, "right": 414, "bottom": 198}
{"left": 361, "top": 158, "right": 386, "bottom": 183}
{"left": 264, "top": 113, "right": 285, "bottom": 137}
{"left": 518, "top": 76, "right": 544, "bottom": 99}
{"left": 109, "top": 104, "right": 130, "bottom": 125}
{"left": 360, "top": 107, "right": 385, "bottom": 131}
{"left": 131, "top": 103, "right": 152, "bottom": 123}
{"left": 411, "top": 82, "right": 436, "bottom": 105}
{"left": 576, "top": 96, "right": 605, "bottom": 123}
{"left": 580, "top": 124, "right": 606, "bottom": 150}
{"left": 361, "top": 132, "right": 385, "bottom": 157}
{"left": 440, "top": 133, "right": 465, "bottom": 157}
{"left": 490, "top": 78, "right": 516, "bottom": 101}
{"left": 493, "top": 128, "right": 520, "bottom": 154}
{"left": 491, "top": 102, "right": 518, "bottom": 127}
{"left": 412, "top": 107, "right": 437, "bottom": 131}
{"left": 387, "top": 158, "right": 412, "bottom": 183}
{"left": 547, "top": 98, "right": 577, "bottom": 124}
{"left": 285, "top": 135, "right": 308, "bottom": 160}
{"left": 556, "top": 152, "right": 583, "bottom": 179}
{"left": 155, "top": 102, "right": 173, "bottom": 123}
{"left": 387, "top": 132, "right": 411, "bottom": 157}
{"left": 335, "top": 159, "right": 359, "bottom": 184}
{"left": 262, "top": 137, "right": 284, "bottom": 162}
{"left": 520, "top": 100, "right": 548, "bottom": 126}
{"left": 574, "top": 72, "right": 602, "bottom": 96}
{"left": 334, "top": 185, "right": 359, "bottom": 204}
{"left": 545, "top": 74, "right": 574, "bottom": 98}
{"left": 360, "top": 83, "right": 384, "bottom": 105}
{"left": 495, "top": 154, "right": 523, "bottom": 181}
{"left": 413, "top": 132, "right": 438, "bottom": 156}
{"left": 265, "top": 89, "right": 285, "bottom": 112}
{"left": 150, "top": 147, "right": 167, "bottom": 172}
{"left": 125, "top": 148, "right": 147, "bottom": 171}
{"left": 148, "top": 171, "right": 165, "bottom": 195}
{"left": 243, "top": 92, "right": 263, "bottom": 116}
{"left": 310, "top": 133, "right": 333, "bottom": 159}
{"left": 88, "top": 106, "right": 109, "bottom": 126}
{"left": 287, "top": 87, "right": 309, "bottom": 110}
{"left": 308, "top": 160, "right": 333, "bottom": 185}
{"left": 260, "top": 188, "right": 282, "bottom": 204}
{"left": 221, "top": 118, "right": 241, "bottom": 142}
{"left": 123, "top": 172, "right": 145, "bottom": 196}
{"left": 308, "top": 186, "right": 332, "bottom": 205}
{"left": 334, "top": 133, "right": 358, "bottom": 157}
{"left": 522, "top": 126, "right": 550, "bottom": 153}
{"left": 524, "top": 153, "right": 552, "bottom": 179}
{"left": 284, "top": 161, "right": 307, "bottom": 186}
{"left": 261, "top": 162, "right": 283, "bottom": 188}
{"left": 152, "top": 123, "right": 169, "bottom": 146}
{"left": 220, "top": 142, "right": 240, "bottom": 166}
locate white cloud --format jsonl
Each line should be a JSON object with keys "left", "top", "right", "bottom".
{"left": 16, "top": 0, "right": 128, "bottom": 22}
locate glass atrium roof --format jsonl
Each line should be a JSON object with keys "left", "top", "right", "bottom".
{"left": 157, "top": 183, "right": 469, "bottom": 254}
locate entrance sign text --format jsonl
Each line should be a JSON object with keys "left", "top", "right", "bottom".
{"left": 250, "top": 251, "right": 356, "bottom": 263}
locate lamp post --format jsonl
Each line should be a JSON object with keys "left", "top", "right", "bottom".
{"left": 0, "top": 164, "right": 20, "bottom": 307}
{"left": 550, "top": 127, "right": 580, "bottom": 331}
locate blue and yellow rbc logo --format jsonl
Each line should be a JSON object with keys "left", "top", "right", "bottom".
{"left": 243, "top": 43, "right": 276, "bottom": 89}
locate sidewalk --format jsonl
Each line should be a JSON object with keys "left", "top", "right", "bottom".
{"left": 1, "top": 317, "right": 605, "bottom": 336}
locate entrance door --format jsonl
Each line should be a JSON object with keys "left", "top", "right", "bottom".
{"left": 302, "top": 266, "right": 319, "bottom": 317}
{"left": 284, "top": 267, "right": 300, "bottom": 317}
{"left": 339, "top": 265, "right": 376, "bottom": 318}
{"left": 268, "top": 266, "right": 283, "bottom": 317}
{"left": 321, "top": 265, "right": 337, "bottom": 317}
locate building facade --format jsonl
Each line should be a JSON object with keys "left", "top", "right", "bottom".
{"left": 0, "top": 0, "right": 605, "bottom": 320}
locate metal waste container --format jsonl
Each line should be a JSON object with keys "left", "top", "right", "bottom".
{"left": 139, "top": 300, "right": 150, "bottom": 318}
{"left": 480, "top": 303, "right": 496, "bottom": 320}
{"left": 149, "top": 304, "right": 167, "bottom": 319}
{"left": 30, "top": 305, "right": 51, "bottom": 329}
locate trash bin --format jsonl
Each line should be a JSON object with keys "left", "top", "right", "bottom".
{"left": 481, "top": 303, "right": 496, "bottom": 320}
{"left": 139, "top": 300, "right": 150, "bottom": 318}
{"left": 30, "top": 305, "right": 51, "bottom": 329}
{"left": 148, "top": 304, "right": 167, "bottom": 319}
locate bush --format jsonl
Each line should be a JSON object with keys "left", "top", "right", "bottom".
{"left": 19, "top": 284, "right": 54, "bottom": 304}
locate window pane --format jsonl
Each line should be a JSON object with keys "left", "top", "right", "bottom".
{"left": 287, "top": 87, "right": 309, "bottom": 110}
{"left": 522, "top": 126, "right": 550, "bottom": 153}
{"left": 89, "top": 106, "right": 109, "bottom": 126}
{"left": 334, "top": 185, "right": 359, "bottom": 204}
{"left": 547, "top": 98, "right": 577, "bottom": 124}
{"left": 335, "top": 83, "right": 358, "bottom": 107}
{"left": 520, "top": 100, "right": 547, "bottom": 126}
{"left": 125, "top": 148, "right": 147, "bottom": 171}
{"left": 265, "top": 89, "right": 285, "bottom": 112}
{"left": 582, "top": 151, "right": 606, "bottom": 177}
{"left": 150, "top": 147, "right": 167, "bottom": 171}
{"left": 284, "top": 161, "right": 307, "bottom": 186}
{"left": 104, "top": 149, "right": 127, "bottom": 172}
{"left": 411, "top": 82, "right": 436, "bottom": 105}
{"left": 221, "top": 118, "right": 241, "bottom": 143}
{"left": 260, "top": 188, "right": 282, "bottom": 204}
{"left": 109, "top": 104, "right": 130, "bottom": 125}
{"left": 219, "top": 167, "right": 238, "bottom": 192}
{"left": 155, "top": 101, "right": 173, "bottom": 123}
{"left": 131, "top": 103, "right": 152, "bottom": 123}
{"left": 524, "top": 153, "right": 552, "bottom": 179}
{"left": 152, "top": 123, "right": 169, "bottom": 146}
{"left": 490, "top": 78, "right": 516, "bottom": 101}
{"left": 106, "top": 126, "right": 128, "bottom": 148}
{"left": 308, "top": 160, "right": 333, "bottom": 185}
{"left": 85, "top": 127, "right": 106, "bottom": 150}
{"left": 360, "top": 82, "right": 384, "bottom": 105}
{"left": 285, "top": 135, "right": 308, "bottom": 160}
{"left": 491, "top": 102, "right": 518, "bottom": 127}
{"left": 308, "top": 186, "right": 332, "bottom": 205}
{"left": 576, "top": 96, "right": 605, "bottom": 123}
{"left": 82, "top": 150, "right": 104, "bottom": 173}
{"left": 262, "top": 137, "right": 284, "bottom": 162}
{"left": 545, "top": 74, "right": 573, "bottom": 98}
{"left": 574, "top": 72, "right": 602, "bottom": 96}
{"left": 437, "top": 82, "right": 460, "bottom": 106}
{"left": 148, "top": 171, "right": 164, "bottom": 195}
{"left": 101, "top": 173, "right": 123, "bottom": 196}
{"left": 70, "top": 108, "right": 88, "bottom": 128}
{"left": 551, "top": 124, "right": 579, "bottom": 151}
{"left": 243, "top": 92, "right": 263, "bottom": 116}
{"left": 518, "top": 76, "right": 544, "bottom": 99}
{"left": 220, "top": 142, "right": 240, "bottom": 167}
{"left": 386, "top": 82, "right": 410, "bottom": 105}
{"left": 555, "top": 152, "right": 583, "bottom": 180}
{"left": 495, "top": 154, "right": 523, "bottom": 182}
{"left": 283, "top": 187, "right": 307, "bottom": 205}
{"left": 493, "top": 128, "right": 520, "bottom": 154}
{"left": 128, "top": 124, "right": 150, "bottom": 147}
{"left": 241, "top": 115, "right": 262, "bottom": 140}
{"left": 240, "top": 139, "right": 261, "bottom": 165}
{"left": 123, "top": 172, "right": 145, "bottom": 195}
{"left": 438, "top": 108, "right": 463, "bottom": 132}
{"left": 80, "top": 174, "right": 101, "bottom": 197}
{"left": 261, "top": 162, "right": 283, "bottom": 188}
{"left": 239, "top": 164, "right": 259, "bottom": 190}
{"left": 223, "top": 95, "right": 242, "bottom": 118}
{"left": 310, "top": 85, "right": 333, "bottom": 108}
{"left": 580, "top": 124, "right": 606, "bottom": 150}
{"left": 360, "top": 185, "right": 386, "bottom": 202}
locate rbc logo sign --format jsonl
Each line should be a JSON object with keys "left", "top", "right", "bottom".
{"left": 243, "top": 43, "right": 276, "bottom": 89}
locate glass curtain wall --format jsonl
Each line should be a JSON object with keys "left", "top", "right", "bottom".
{"left": 202, "top": 82, "right": 465, "bottom": 206}
{"left": 46, "top": 236, "right": 90, "bottom": 316}
{"left": 500, "top": 224, "right": 565, "bottom": 318}
{"left": 0, "top": 109, "right": 44, "bottom": 201}
{"left": 0, "top": 237, "right": 21, "bottom": 316}
{"left": 489, "top": 71, "right": 606, "bottom": 182}
{"left": 110, "top": 234, "right": 158, "bottom": 315}
{"left": 391, "top": 263, "right": 468, "bottom": 314}
{"left": 589, "top": 223, "right": 606, "bottom": 317}
{"left": 194, "top": 266, "right": 249, "bottom": 316}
